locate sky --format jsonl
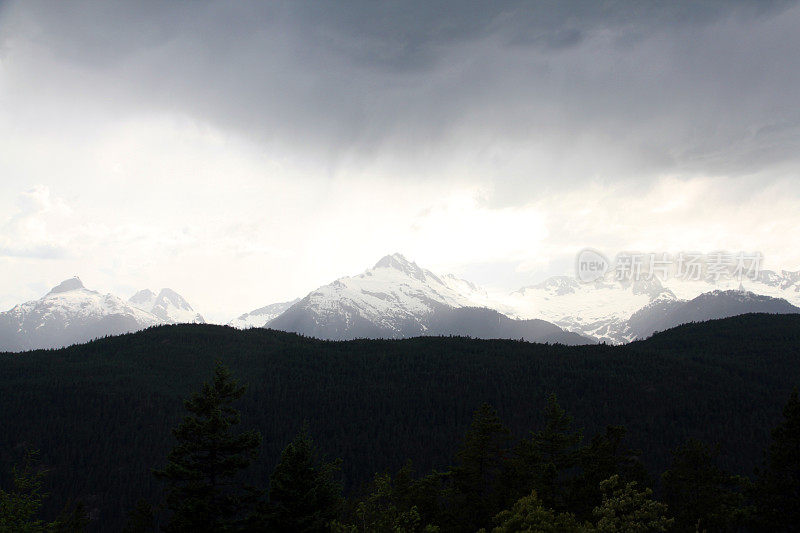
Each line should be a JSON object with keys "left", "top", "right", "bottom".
{"left": 1, "top": 0, "right": 800, "bottom": 323}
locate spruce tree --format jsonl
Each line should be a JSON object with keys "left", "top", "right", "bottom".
{"left": 488, "top": 490, "right": 589, "bottom": 533}
{"left": 265, "top": 427, "right": 342, "bottom": 532}
{"left": 329, "top": 472, "right": 438, "bottom": 533}
{"left": 592, "top": 475, "right": 672, "bottom": 532}
{"left": 569, "top": 426, "right": 649, "bottom": 520}
{"left": 514, "top": 394, "right": 582, "bottom": 510}
{"left": 451, "top": 403, "right": 512, "bottom": 531}
{"left": 661, "top": 438, "right": 746, "bottom": 532}
{"left": 0, "top": 450, "right": 50, "bottom": 533}
{"left": 122, "top": 500, "right": 155, "bottom": 533}
{"left": 154, "top": 363, "right": 261, "bottom": 533}
{"left": 0, "top": 450, "right": 86, "bottom": 533}
{"left": 755, "top": 389, "right": 800, "bottom": 531}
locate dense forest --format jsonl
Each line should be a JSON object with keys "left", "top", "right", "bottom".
{"left": 1, "top": 313, "right": 799, "bottom": 531}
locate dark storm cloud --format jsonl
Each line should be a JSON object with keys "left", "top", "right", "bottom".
{"left": 2, "top": 0, "right": 799, "bottom": 201}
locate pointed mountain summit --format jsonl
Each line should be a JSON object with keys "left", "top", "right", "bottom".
{"left": 47, "top": 277, "right": 85, "bottom": 295}
{"left": 129, "top": 289, "right": 157, "bottom": 308}
{"left": 373, "top": 252, "right": 412, "bottom": 270}
{"left": 372, "top": 253, "right": 432, "bottom": 282}
{"left": 128, "top": 288, "right": 204, "bottom": 324}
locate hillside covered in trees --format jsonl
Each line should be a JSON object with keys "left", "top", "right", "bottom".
{"left": 1, "top": 313, "right": 799, "bottom": 530}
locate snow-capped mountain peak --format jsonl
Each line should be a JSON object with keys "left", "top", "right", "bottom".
{"left": 525, "top": 276, "right": 581, "bottom": 296}
{"left": 502, "top": 268, "right": 800, "bottom": 343}
{"left": 779, "top": 270, "right": 800, "bottom": 289}
{"left": 625, "top": 289, "right": 799, "bottom": 340}
{"left": 129, "top": 289, "right": 157, "bottom": 309}
{"left": 154, "top": 288, "right": 193, "bottom": 312}
{"left": 373, "top": 252, "right": 413, "bottom": 270}
{"left": 0, "top": 278, "right": 161, "bottom": 352}
{"left": 228, "top": 299, "right": 301, "bottom": 329}
{"left": 263, "top": 254, "right": 588, "bottom": 344}
{"left": 128, "top": 288, "right": 204, "bottom": 324}
{"left": 372, "top": 253, "right": 434, "bottom": 283}
{"left": 0, "top": 279, "right": 207, "bottom": 352}
{"left": 502, "top": 274, "right": 680, "bottom": 343}
{"left": 47, "top": 277, "right": 85, "bottom": 295}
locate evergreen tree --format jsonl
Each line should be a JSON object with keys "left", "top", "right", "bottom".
{"left": 451, "top": 403, "right": 512, "bottom": 531}
{"left": 391, "top": 461, "right": 427, "bottom": 517}
{"left": 330, "top": 471, "right": 438, "bottom": 533}
{"left": 569, "top": 426, "right": 649, "bottom": 520}
{"left": 122, "top": 500, "right": 156, "bottom": 533}
{"left": 265, "top": 427, "right": 343, "bottom": 532}
{"left": 51, "top": 502, "right": 89, "bottom": 533}
{"left": 0, "top": 450, "right": 86, "bottom": 533}
{"left": 0, "top": 450, "right": 50, "bottom": 533}
{"left": 661, "top": 438, "right": 747, "bottom": 532}
{"left": 592, "top": 475, "right": 672, "bottom": 533}
{"left": 398, "top": 468, "right": 452, "bottom": 531}
{"left": 514, "top": 394, "right": 582, "bottom": 510}
{"left": 153, "top": 363, "right": 262, "bottom": 533}
{"left": 485, "top": 490, "right": 590, "bottom": 533}
{"left": 755, "top": 389, "right": 800, "bottom": 531}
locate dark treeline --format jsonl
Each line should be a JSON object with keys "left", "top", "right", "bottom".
{"left": 5, "top": 362, "right": 799, "bottom": 532}
{"left": 1, "top": 313, "right": 800, "bottom": 530}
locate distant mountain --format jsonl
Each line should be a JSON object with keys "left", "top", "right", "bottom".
{"left": 0, "top": 278, "right": 205, "bottom": 352}
{"left": 7, "top": 259, "right": 796, "bottom": 350}
{"left": 0, "top": 278, "right": 160, "bottom": 352}
{"left": 662, "top": 269, "right": 800, "bottom": 305}
{"left": 502, "top": 276, "right": 676, "bottom": 343}
{"left": 243, "top": 254, "right": 800, "bottom": 344}
{"left": 425, "top": 306, "right": 590, "bottom": 344}
{"left": 228, "top": 299, "right": 300, "bottom": 329}
{"left": 266, "top": 254, "right": 590, "bottom": 344}
{"left": 129, "top": 288, "right": 204, "bottom": 324}
{"left": 504, "top": 271, "right": 800, "bottom": 343}
{"left": 627, "top": 289, "right": 800, "bottom": 340}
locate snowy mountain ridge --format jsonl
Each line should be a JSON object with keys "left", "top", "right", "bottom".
{"left": 243, "top": 254, "right": 800, "bottom": 345}
{"left": 0, "top": 278, "right": 203, "bottom": 352}
{"left": 496, "top": 270, "right": 800, "bottom": 343}
{"left": 265, "top": 253, "right": 588, "bottom": 343}
{"left": 129, "top": 288, "right": 204, "bottom": 324}
{"left": 228, "top": 299, "right": 300, "bottom": 329}
{"left": 3, "top": 256, "right": 798, "bottom": 351}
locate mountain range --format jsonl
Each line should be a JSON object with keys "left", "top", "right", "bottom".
{"left": 0, "top": 278, "right": 203, "bottom": 352}
{"left": 129, "top": 288, "right": 204, "bottom": 324}
{"left": 265, "top": 254, "right": 586, "bottom": 344}
{"left": 496, "top": 270, "right": 800, "bottom": 343}
{"left": 235, "top": 253, "right": 800, "bottom": 344}
{"left": 2, "top": 254, "right": 799, "bottom": 351}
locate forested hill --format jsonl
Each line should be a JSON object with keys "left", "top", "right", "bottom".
{"left": 1, "top": 313, "right": 799, "bottom": 530}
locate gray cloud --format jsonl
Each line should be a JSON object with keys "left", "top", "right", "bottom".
{"left": 0, "top": 186, "right": 70, "bottom": 259}
{"left": 1, "top": 0, "right": 799, "bottom": 204}
{"left": 0, "top": 244, "right": 67, "bottom": 260}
